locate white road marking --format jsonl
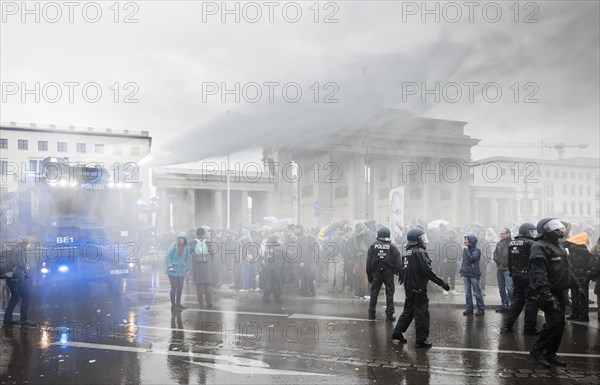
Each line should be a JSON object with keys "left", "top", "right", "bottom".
{"left": 53, "top": 341, "right": 268, "bottom": 367}
{"left": 134, "top": 324, "right": 256, "bottom": 338}
{"left": 188, "top": 360, "right": 330, "bottom": 376}
{"left": 287, "top": 313, "right": 367, "bottom": 322}
{"left": 431, "top": 346, "right": 600, "bottom": 358}
{"left": 51, "top": 341, "right": 329, "bottom": 376}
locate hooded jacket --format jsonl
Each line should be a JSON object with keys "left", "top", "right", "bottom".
{"left": 459, "top": 234, "right": 481, "bottom": 277}
{"left": 165, "top": 232, "right": 190, "bottom": 277}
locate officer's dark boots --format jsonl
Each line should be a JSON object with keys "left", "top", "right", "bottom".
{"left": 386, "top": 315, "right": 396, "bottom": 322}
{"left": 391, "top": 333, "right": 407, "bottom": 344}
{"left": 545, "top": 354, "right": 567, "bottom": 366}
{"left": 415, "top": 341, "right": 432, "bottom": 348}
{"left": 530, "top": 348, "right": 551, "bottom": 367}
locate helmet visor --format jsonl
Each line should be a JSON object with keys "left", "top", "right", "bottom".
{"left": 543, "top": 219, "right": 565, "bottom": 233}
{"left": 419, "top": 233, "right": 429, "bottom": 244}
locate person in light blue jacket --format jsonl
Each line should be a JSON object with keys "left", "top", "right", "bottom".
{"left": 460, "top": 234, "right": 485, "bottom": 316}
{"left": 165, "top": 232, "right": 190, "bottom": 312}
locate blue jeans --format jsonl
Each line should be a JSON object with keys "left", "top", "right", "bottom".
{"left": 463, "top": 276, "right": 485, "bottom": 311}
{"left": 241, "top": 263, "right": 255, "bottom": 290}
{"left": 496, "top": 270, "right": 514, "bottom": 309}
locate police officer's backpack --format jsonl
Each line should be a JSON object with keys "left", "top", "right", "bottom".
{"left": 0, "top": 248, "right": 16, "bottom": 279}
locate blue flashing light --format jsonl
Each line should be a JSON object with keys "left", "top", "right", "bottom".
{"left": 58, "top": 265, "right": 69, "bottom": 273}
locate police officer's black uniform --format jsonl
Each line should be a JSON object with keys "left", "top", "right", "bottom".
{"left": 366, "top": 227, "right": 402, "bottom": 321}
{"left": 564, "top": 240, "right": 594, "bottom": 321}
{"left": 3, "top": 240, "right": 35, "bottom": 326}
{"left": 262, "top": 236, "right": 284, "bottom": 303}
{"left": 391, "top": 229, "right": 449, "bottom": 348}
{"left": 503, "top": 225, "right": 539, "bottom": 334}
{"left": 529, "top": 218, "right": 578, "bottom": 367}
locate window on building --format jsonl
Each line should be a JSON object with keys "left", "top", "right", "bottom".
{"left": 545, "top": 171, "right": 550, "bottom": 178}
{"left": 579, "top": 173, "right": 583, "bottom": 179}
{"left": 57, "top": 142, "right": 67, "bottom": 152}
{"left": 563, "top": 172, "right": 567, "bottom": 179}
{"left": 76, "top": 143, "right": 86, "bottom": 153}
{"left": 0, "top": 138, "right": 7, "bottom": 149}
{"left": 588, "top": 186, "right": 591, "bottom": 196}
{"left": 130, "top": 146, "right": 140, "bottom": 156}
{"left": 588, "top": 202, "right": 592, "bottom": 215}
{"left": 410, "top": 188, "right": 422, "bottom": 200}
{"left": 18, "top": 139, "right": 28, "bottom": 150}
{"left": 571, "top": 186, "right": 575, "bottom": 195}
{"left": 114, "top": 144, "right": 123, "bottom": 155}
{"left": 587, "top": 173, "right": 591, "bottom": 180}
{"left": 571, "top": 202, "right": 576, "bottom": 215}
{"left": 563, "top": 202, "right": 568, "bottom": 215}
{"left": 0, "top": 160, "right": 8, "bottom": 175}
{"left": 571, "top": 172, "right": 575, "bottom": 179}
{"left": 95, "top": 144, "right": 104, "bottom": 153}
{"left": 579, "top": 202, "right": 583, "bottom": 215}
{"left": 38, "top": 141, "right": 48, "bottom": 151}
{"left": 336, "top": 186, "right": 349, "bottom": 199}
{"left": 563, "top": 185, "right": 567, "bottom": 195}
{"left": 301, "top": 184, "right": 313, "bottom": 198}
{"left": 579, "top": 186, "right": 583, "bottom": 195}
{"left": 554, "top": 171, "right": 559, "bottom": 178}
{"left": 28, "top": 160, "right": 37, "bottom": 171}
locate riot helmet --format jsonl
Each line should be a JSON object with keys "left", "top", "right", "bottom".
{"left": 536, "top": 218, "right": 565, "bottom": 241}
{"left": 406, "top": 228, "right": 428, "bottom": 248}
{"left": 377, "top": 227, "right": 391, "bottom": 242}
{"left": 518, "top": 223, "right": 537, "bottom": 238}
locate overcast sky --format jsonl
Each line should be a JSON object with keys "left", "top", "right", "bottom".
{"left": 1, "top": 1, "right": 598, "bottom": 166}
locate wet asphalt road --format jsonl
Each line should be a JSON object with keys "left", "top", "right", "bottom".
{"left": 1, "top": 262, "right": 599, "bottom": 385}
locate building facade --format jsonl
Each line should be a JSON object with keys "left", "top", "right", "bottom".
{"left": 263, "top": 109, "right": 480, "bottom": 229}
{"left": 470, "top": 156, "right": 600, "bottom": 226}
{"left": 0, "top": 121, "right": 152, "bottom": 199}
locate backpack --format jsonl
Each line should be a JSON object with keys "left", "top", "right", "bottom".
{"left": 194, "top": 239, "right": 208, "bottom": 262}
{"left": 0, "top": 248, "right": 17, "bottom": 279}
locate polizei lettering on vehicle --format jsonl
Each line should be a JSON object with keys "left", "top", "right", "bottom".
{"left": 81, "top": 183, "right": 105, "bottom": 189}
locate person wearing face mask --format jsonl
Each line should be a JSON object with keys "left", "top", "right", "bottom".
{"left": 529, "top": 218, "right": 580, "bottom": 368}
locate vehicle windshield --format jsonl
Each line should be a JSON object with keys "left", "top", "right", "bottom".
{"left": 49, "top": 186, "right": 135, "bottom": 227}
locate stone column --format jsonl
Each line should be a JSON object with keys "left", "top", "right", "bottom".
{"left": 240, "top": 190, "right": 249, "bottom": 226}
{"left": 156, "top": 187, "right": 169, "bottom": 234}
{"left": 214, "top": 189, "right": 223, "bottom": 229}
{"left": 490, "top": 198, "right": 499, "bottom": 227}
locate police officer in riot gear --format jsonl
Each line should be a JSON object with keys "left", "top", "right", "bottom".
{"left": 529, "top": 218, "right": 579, "bottom": 367}
{"left": 366, "top": 227, "right": 402, "bottom": 321}
{"left": 391, "top": 228, "right": 450, "bottom": 348}
{"left": 501, "top": 223, "right": 539, "bottom": 335}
